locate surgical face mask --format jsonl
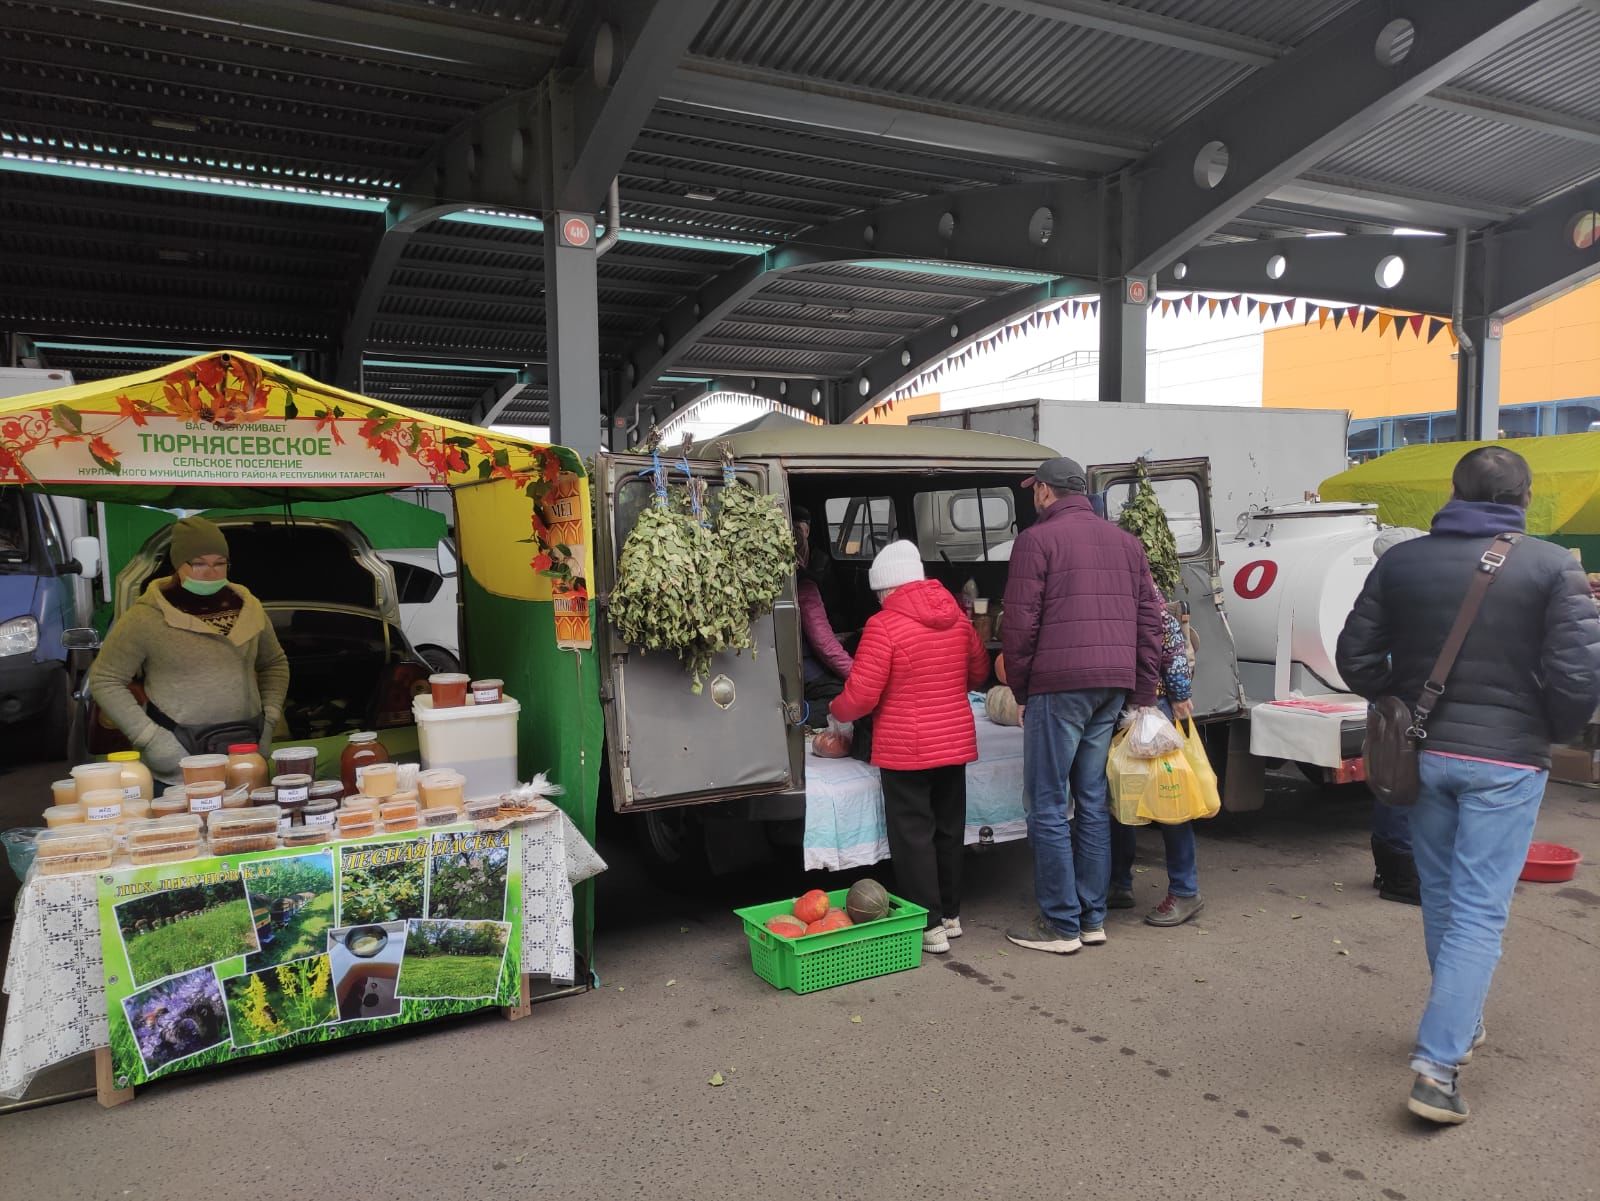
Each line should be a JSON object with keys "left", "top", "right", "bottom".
{"left": 181, "top": 575, "right": 229, "bottom": 597}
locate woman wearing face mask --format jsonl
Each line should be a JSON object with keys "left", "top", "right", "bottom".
{"left": 89, "top": 516, "right": 289, "bottom": 783}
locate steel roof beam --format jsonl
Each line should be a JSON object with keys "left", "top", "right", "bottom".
{"left": 644, "top": 108, "right": 1051, "bottom": 187}
{"left": 665, "top": 61, "right": 1147, "bottom": 171}
{"left": 1127, "top": 0, "right": 1572, "bottom": 277}
{"left": 842, "top": 280, "right": 1091, "bottom": 419}
{"left": 1485, "top": 175, "right": 1600, "bottom": 317}
{"left": 1151, "top": 234, "right": 1458, "bottom": 315}
{"left": 979, "top": 0, "right": 1279, "bottom": 66}
{"left": 469, "top": 368, "right": 548, "bottom": 427}
{"left": 776, "top": 271, "right": 1011, "bottom": 300}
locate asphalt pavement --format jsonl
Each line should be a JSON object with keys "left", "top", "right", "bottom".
{"left": 1, "top": 758, "right": 1596, "bottom": 1201}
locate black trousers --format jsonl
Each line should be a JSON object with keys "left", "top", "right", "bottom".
{"left": 880, "top": 764, "right": 967, "bottom": 929}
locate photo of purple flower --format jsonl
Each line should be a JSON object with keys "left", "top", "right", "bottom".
{"left": 121, "top": 967, "right": 228, "bottom": 1073}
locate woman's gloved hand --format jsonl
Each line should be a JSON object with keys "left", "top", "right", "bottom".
{"left": 133, "top": 725, "right": 188, "bottom": 779}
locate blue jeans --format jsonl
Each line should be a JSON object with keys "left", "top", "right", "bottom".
{"left": 1408, "top": 752, "right": 1547, "bottom": 1085}
{"left": 1110, "top": 820, "right": 1199, "bottom": 898}
{"left": 1371, "top": 798, "right": 1413, "bottom": 856}
{"left": 1022, "top": 688, "right": 1126, "bottom": 936}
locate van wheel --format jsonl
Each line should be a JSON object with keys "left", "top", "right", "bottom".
{"left": 638, "top": 808, "right": 710, "bottom": 890}
{"left": 417, "top": 646, "right": 462, "bottom": 675}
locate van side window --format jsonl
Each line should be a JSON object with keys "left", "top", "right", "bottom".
{"left": 36, "top": 496, "right": 69, "bottom": 569}
{"left": 1101, "top": 477, "right": 1205, "bottom": 556}
{"left": 826, "top": 497, "right": 897, "bottom": 560}
{"left": 914, "top": 488, "right": 1017, "bottom": 561}
{"left": 390, "top": 560, "right": 444, "bottom": 605}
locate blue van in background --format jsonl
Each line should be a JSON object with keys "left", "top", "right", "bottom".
{"left": 0, "top": 488, "right": 96, "bottom": 754}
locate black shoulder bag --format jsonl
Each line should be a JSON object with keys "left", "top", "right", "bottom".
{"left": 146, "top": 700, "right": 264, "bottom": 757}
{"left": 1364, "top": 534, "right": 1518, "bottom": 806}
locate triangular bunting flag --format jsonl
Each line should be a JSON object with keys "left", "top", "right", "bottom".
{"left": 1393, "top": 313, "right": 1407, "bottom": 339}
{"left": 1286, "top": 299, "right": 1297, "bottom": 319}
{"left": 1258, "top": 302, "right": 1270, "bottom": 320}
{"left": 1378, "top": 312, "right": 1393, "bottom": 336}
{"left": 1360, "top": 308, "right": 1377, "bottom": 332}
{"left": 1318, "top": 307, "right": 1330, "bottom": 329}
{"left": 1271, "top": 301, "right": 1284, "bottom": 321}
{"left": 1229, "top": 296, "right": 1241, "bottom": 315}
{"left": 1160, "top": 299, "right": 1171, "bottom": 316}
{"left": 1447, "top": 326, "right": 1458, "bottom": 347}
{"left": 1346, "top": 307, "right": 1360, "bottom": 326}
{"left": 1332, "top": 309, "right": 1344, "bottom": 329}
{"left": 1207, "top": 298, "right": 1220, "bottom": 315}
{"left": 1427, "top": 317, "right": 1446, "bottom": 343}
{"left": 1090, "top": 301, "right": 1099, "bottom": 316}
{"left": 1408, "top": 314, "right": 1424, "bottom": 337}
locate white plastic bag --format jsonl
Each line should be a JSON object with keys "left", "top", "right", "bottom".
{"left": 1127, "top": 706, "right": 1184, "bottom": 759}
{"left": 812, "top": 715, "right": 854, "bottom": 758}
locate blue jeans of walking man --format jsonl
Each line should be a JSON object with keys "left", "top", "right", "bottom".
{"left": 1408, "top": 751, "right": 1547, "bottom": 1086}
{"left": 1023, "top": 687, "right": 1125, "bottom": 936}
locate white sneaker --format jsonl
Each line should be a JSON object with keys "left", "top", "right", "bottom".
{"left": 942, "top": 917, "right": 963, "bottom": 939}
{"left": 1080, "top": 927, "right": 1107, "bottom": 946}
{"left": 922, "top": 927, "right": 951, "bottom": 954}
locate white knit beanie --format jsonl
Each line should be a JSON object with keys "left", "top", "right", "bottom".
{"left": 868, "top": 540, "right": 924, "bottom": 592}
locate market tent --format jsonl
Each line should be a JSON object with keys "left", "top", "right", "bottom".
{"left": 1319, "top": 433, "right": 1600, "bottom": 537}
{"left": 3, "top": 351, "right": 602, "bottom": 956}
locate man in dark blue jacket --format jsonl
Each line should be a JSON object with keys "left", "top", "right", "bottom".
{"left": 1337, "top": 446, "right": 1600, "bottom": 1126}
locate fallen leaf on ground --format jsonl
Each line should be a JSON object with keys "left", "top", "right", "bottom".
{"left": 1291, "top": 914, "right": 1303, "bottom": 920}
{"left": 1332, "top": 939, "right": 1342, "bottom": 945}
{"left": 665, "top": 980, "right": 676, "bottom": 987}
{"left": 708, "top": 1072, "right": 725, "bottom": 1087}
{"left": 850, "top": 1015, "right": 863, "bottom": 1024}
{"left": 1194, "top": 977, "right": 1207, "bottom": 983}
{"left": 1337, "top": 949, "right": 1350, "bottom": 956}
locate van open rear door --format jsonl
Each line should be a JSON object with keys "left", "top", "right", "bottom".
{"left": 1086, "top": 457, "right": 1244, "bottom": 722}
{"left": 596, "top": 452, "right": 801, "bottom": 811}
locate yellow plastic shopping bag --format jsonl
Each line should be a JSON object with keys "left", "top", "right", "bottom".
{"left": 1132, "top": 719, "right": 1221, "bottom": 824}
{"left": 1106, "top": 728, "right": 1151, "bottom": 826}
{"left": 1180, "top": 718, "right": 1222, "bottom": 821}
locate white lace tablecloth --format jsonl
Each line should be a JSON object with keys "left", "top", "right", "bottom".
{"left": 0, "top": 809, "right": 605, "bottom": 1100}
{"left": 802, "top": 703, "right": 1028, "bottom": 872}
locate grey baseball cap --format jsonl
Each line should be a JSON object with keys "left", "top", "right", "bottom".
{"left": 1022, "top": 456, "right": 1087, "bottom": 492}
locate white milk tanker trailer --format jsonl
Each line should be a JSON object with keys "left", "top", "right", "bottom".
{"left": 1212, "top": 500, "right": 1395, "bottom": 808}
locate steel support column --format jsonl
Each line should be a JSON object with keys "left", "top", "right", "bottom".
{"left": 1098, "top": 279, "right": 1147, "bottom": 404}
{"left": 1456, "top": 316, "right": 1503, "bottom": 442}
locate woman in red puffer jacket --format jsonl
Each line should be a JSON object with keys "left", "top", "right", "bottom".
{"left": 832, "top": 540, "right": 991, "bottom": 954}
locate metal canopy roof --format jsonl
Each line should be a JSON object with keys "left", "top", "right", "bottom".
{"left": 3, "top": 0, "right": 1599, "bottom": 434}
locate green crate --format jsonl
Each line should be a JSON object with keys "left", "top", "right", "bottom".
{"left": 732, "top": 887, "right": 928, "bottom": 994}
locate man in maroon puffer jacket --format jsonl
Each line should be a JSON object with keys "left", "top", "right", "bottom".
{"left": 1001, "top": 457, "right": 1164, "bottom": 955}
{"left": 832, "top": 540, "right": 990, "bottom": 955}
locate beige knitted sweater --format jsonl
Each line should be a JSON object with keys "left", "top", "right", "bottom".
{"left": 88, "top": 579, "right": 290, "bottom": 777}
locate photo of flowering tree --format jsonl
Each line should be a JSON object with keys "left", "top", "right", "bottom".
{"left": 339, "top": 854, "right": 426, "bottom": 926}
{"left": 223, "top": 955, "right": 337, "bottom": 1047}
{"left": 397, "top": 920, "right": 510, "bottom": 1000}
{"left": 426, "top": 836, "right": 510, "bottom": 921}
{"left": 119, "top": 968, "right": 229, "bottom": 1074}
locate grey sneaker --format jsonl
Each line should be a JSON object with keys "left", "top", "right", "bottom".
{"left": 1080, "top": 926, "right": 1107, "bottom": 946}
{"left": 941, "top": 917, "right": 963, "bottom": 939}
{"left": 1107, "top": 887, "right": 1136, "bottom": 910}
{"left": 1005, "top": 917, "right": 1082, "bottom": 955}
{"left": 922, "top": 927, "right": 950, "bottom": 954}
{"left": 1408, "top": 1076, "right": 1469, "bottom": 1125}
{"left": 1145, "top": 893, "right": 1204, "bottom": 927}
{"left": 1459, "top": 1026, "right": 1488, "bottom": 1065}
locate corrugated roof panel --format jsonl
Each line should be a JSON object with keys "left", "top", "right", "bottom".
{"left": 1450, "top": 7, "right": 1600, "bottom": 122}
{"left": 1316, "top": 105, "right": 1600, "bottom": 209}
{"left": 693, "top": 0, "right": 1239, "bottom": 136}
{"left": 1114, "top": 0, "right": 1360, "bottom": 46}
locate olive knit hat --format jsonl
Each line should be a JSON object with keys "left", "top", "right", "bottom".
{"left": 170, "top": 516, "right": 229, "bottom": 566}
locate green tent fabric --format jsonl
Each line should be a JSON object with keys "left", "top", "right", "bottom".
{"left": 1320, "top": 433, "right": 1600, "bottom": 536}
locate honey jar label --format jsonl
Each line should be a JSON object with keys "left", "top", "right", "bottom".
{"left": 123, "top": 785, "right": 143, "bottom": 801}
{"left": 303, "top": 810, "right": 336, "bottom": 828}
{"left": 473, "top": 688, "right": 499, "bottom": 704}
{"left": 277, "top": 785, "right": 310, "bottom": 804}
{"left": 85, "top": 803, "right": 122, "bottom": 821}
{"left": 188, "top": 793, "right": 222, "bottom": 814}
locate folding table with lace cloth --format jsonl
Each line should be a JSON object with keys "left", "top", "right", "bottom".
{"left": 1, "top": 809, "right": 604, "bottom": 1101}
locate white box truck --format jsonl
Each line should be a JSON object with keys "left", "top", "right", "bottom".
{"left": 910, "top": 398, "right": 1351, "bottom": 529}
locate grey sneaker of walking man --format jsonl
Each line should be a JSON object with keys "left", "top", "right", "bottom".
{"left": 1005, "top": 916, "right": 1082, "bottom": 955}
{"left": 1408, "top": 1076, "right": 1469, "bottom": 1125}
{"left": 1145, "top": 893, "right": 1204, "bottom": 927}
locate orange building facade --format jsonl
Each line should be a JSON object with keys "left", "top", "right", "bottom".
{"left": 1262, "top": 277, "right": 1600, "bottom": 419}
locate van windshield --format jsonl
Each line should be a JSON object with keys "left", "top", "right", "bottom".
{"left": 0, "top": 491, "right": 32, "bottom": 570}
